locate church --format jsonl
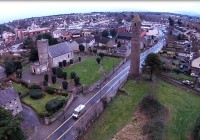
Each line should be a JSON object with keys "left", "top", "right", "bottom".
{"left": 30, "top": 39, "right": 73, "bottom": 74}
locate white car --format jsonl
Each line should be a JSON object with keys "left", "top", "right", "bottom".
{"left": 72, "top": 104, "right": 85, "bottom": 119}
{"left": 191, "top": 73, "right": 198, "bottom": 77}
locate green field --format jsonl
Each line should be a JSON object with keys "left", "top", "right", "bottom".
{"left": 64, "top": 56, "right": 121, "bottom": 85}
{"left": 22, "top": 93, "right": 57, "bottom": 114}
{"left": 13, "top": 82, "right": 28, "bottom": 94}
{"left": 82, "top": 79, "right": 200, "bottom": 140}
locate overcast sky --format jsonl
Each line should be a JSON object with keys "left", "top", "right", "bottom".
{"left": 0, "top": 1, "right": 200, "bottom": 24}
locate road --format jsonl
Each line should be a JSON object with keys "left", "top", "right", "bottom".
{"left": 45, "top": 30, "right": 166, "bottom": 140}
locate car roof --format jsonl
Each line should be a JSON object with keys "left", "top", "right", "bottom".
{"left": 75, "top": 104, "right": 85, "bottom": 112}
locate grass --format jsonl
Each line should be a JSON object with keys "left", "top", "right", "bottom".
{"left": 13, "top": 82, "right": 28, "bottom": 94}
{"left": 50, "top": 83, "right": 61, "bottom": 89}
{"left": 22, "top": 64, "right": 30, "bottom": 72}
{"left": 169, "top": 73, "right": 194, "bottom": 81}
{"left": 22, "top": 93, "right": 57, "bottom": 114}
{"left": 82, "top": 79, "right": 200, "bottom": 140}
{"left": 63, "top": 56, "right": 121, "bottom": 85}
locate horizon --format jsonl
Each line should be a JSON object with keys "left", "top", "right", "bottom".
{"left": 0, "top": 1, "right": 200, "bottom": 24}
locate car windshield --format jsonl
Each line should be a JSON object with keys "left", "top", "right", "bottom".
{"left": 73, "top": 111, "right": 79, "bottom": 115}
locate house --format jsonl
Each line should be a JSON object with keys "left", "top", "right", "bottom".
{"left": 71, "top": 35, "right": 95, "bottom": 52}
{"left": 30, "top": 39, "right": 73, "bottom": 74}
{"left": 94, "top": 36, "right": 115, "bottom": 48}
{"left": 0, "top": 87, "right": 23, "bottom": 116}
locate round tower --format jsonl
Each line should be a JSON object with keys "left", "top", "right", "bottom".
{"left": 37, "top": 39, "right": 49, "bottom": 64}
{"left": 129, "top": 14, "right": 141, "bottom": 79}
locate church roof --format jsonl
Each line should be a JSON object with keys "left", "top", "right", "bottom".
{"left": 48, "top": 42, "right": 72, "bottom": 58}
{"left": 132, "top": 14, "right": 141, "bottom": 22}
{"left": 0, "top": 87, "right": 19, "bottom": 106}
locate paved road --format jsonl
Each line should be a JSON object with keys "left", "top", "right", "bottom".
{"left": 45, "top": 31, "right": 166, "bottom": 140}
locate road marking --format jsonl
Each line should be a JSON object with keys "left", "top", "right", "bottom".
{"left": 45, "top": 115, "right": 73, "bottom": 140}
{"left": 57, "top": 72, "right": 129, "bottom": 140}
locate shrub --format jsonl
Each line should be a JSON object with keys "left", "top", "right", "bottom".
{"left": 96, "top": 57, "right": 101, "bottom": 65}
{"left": 56, "top": 67, "right": 63, "bottom": 78}
{"left": 63, "top": 60, "right": 67, "bottom": 67}
{"left": 20, "top": 80, "right": 28, "bottom": 88}
{"left": 59, "top": 62, "right": 63, "bottom": 68}
{"left": 99, "top": 52, "right": 104, "bottom": 59}
{"left": 74, "top": 76, "right": 80, "bottom": 85}
{"left": 51, "top": 75, "right": 56, "bottom": 84}
{"left": 70, "top": 59, "right": 73, "bottom": 64}
{"left": 29, "top": 89, "right": 43, "bottom": 99}
{"left": 61, "top": 92, "right": 68, "bottom": 97}
{"left": 43, "top": 81, "right": 48, "bottom": 86}
{"left": 78, "top": 57, "right": 81, "bottom": 62}
{"left": 93, "top": 49, "right": 97, "bottom": 54}
{"left": 63, "top": 72, "right": 67, "bottom": 80}
{"left": 16, "top": 69, "right": 22, "bottom": 79}
{"left": 52, "top": 67, "right": 56, "bottom": 75}
{"left": 45, "top": 87, "right": 55, "bottom": 95}
{"left": 45, "top": 98, "right": 65, "bottom": 113}
{"left": 39, "top": 112, "right": 51, "bottom": 118}
{"left": 44, "top": 74, "right": 49, "bottom": 82}
{"left": 29, "top": 84, "right": 42, "bottom": 90}
{"left": 70, "top": 72, "right": 76, "bottom": 79}
{"left": 62, "top": 81, "right": 68, "bottom": 90}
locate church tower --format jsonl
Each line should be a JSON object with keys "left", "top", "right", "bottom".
{"left": 129, "top": 14, "right": 141, "bottom": 79}
{"left": 37, "top": 39, "right": 49, "bottom": 65}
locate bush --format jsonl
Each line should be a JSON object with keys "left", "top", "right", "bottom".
{"left": 56, "top": 67, "right": 63, "bottom": 78}
{"left": 44, "top": 74, "right": 49, "bottom": 82}
{"left": 45, "top": 87, "right": 55, "bottom": 95}
{"left": 61, "top": 92, "right": 68, "bottom": 97}
{"left": 43, "top": 81, "right": 48, "bottom": 86}
{"left": 74, "top": 76, "right": 80, "bottom": 85}
{"left": 63, "top": 60, "right": 67, "bottom": 67}
{"left": 52, "top": 67, "right": 56, "bottom": 75}
{"left": 29, "top": 89, "right": 43, "bottom": 99}
{"left": 63, "top": 72, "right": 67, "bottom": 80}
{"left": 93, "top": 49, "right": 97, "bottom": 54}
{"left": 70, "top": 59, "right": 73, "bottom": 64}
{"left": 78, "top": 57, "right": 81, "bottom": 62}
{"left": 45, "top": 98, "right": 65, "bottom": 113}
{"left": 39, "top": 112, "right": 52, "bottom": 118}
{"left": 70, "top": 72, "right": 76, "bottom": 79}
{"left": 62, "top": 81, "right": 68, "bottom": 90}
{"left": 96, "top": 57, "right": 101, "bottom": 65}
{"left": 20, "top": 80, "right": 28, "bottom": 88}
{"left": 51, "top": 75, "right": 56, "bottom": 84}
{"left": 16, "top": 69, "right": 22, "bottom": 79}
{"left": 29, "top": 84, "right": 42, "bottom": 90}
{"left": 59, "top": 62, "right": 63, "bottom": 68}
{"left": 99, "top": 52, "right": 104, "bottom": 59}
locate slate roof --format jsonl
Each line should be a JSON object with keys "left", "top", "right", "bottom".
{"left": 85, "top": 35, "right": 94, "bottom": 43}
{"left": 48, "top": 42, "right": 72, "bottom": 58}
{"left": 0, "top": 87, "right": 18, "bottom": 106}
{"left": 94, "top": 36, "right": 110, "bottom": 44}
{"left": 0, "top": 66, "right": 5, "bottom": 79}
{"left": 117, "top": 32, "right": 132, "bottom": 40}
{"left": 75, "top": 37, "right": 86, "bottom": 44}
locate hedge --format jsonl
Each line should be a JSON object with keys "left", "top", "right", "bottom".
{"left": 45, "top": 98, "right": 65, "bottom": 113}
{"left": 29, "top": 89, "right": 43, "bottom": 99}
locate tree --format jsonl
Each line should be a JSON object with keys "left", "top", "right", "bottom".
{"left": 110, "top": 29, "right": 117, "bottom": 37}
{"left": 79, "top": 44, "right": 85, "bottom": 52}
{"left": 44, "top": 74, "right": 49, "bottom": 82}
{"left": 29, "top": 48, "right": 39, "bottom": 62}
{"left": 5, "top": 61, "right": 16, "bottom": 76}
{"left": 144, "top": 53, "right": 162, "bottom": 81}
{"left": 16, "top": 69, "right": 22, "bottom": 79}
{"left": 168, "top": 17, "right": 174, "bottom": 27}
{"left": 177, "top": 19, "right": 182, "bottom": 27}
{"left": 62, "top": 81, "right": 68, "bottom": 90}
{"left": 52, "top": 75, "right": 56, "bottom": 84}
{"left": 70, "top": 59, "right": 73, "bottom": 64}
{"left": 29, "top": 89, "right": 43, "bottom": 99}
{"left": 96, "top": 57, "right": 101, "bottom": 65}
{"left": 52, "top": 67, "right": 56, "bottom": 75}
{"left": 0, "top": 108, "right": 25, "bottom": 140}
{"left": 74, "top": 77, "right": 80, "bottom": 85}
{"left": 117, "top": 41, "right": 121, "bottom": 48}
{"left": 56, "top": 67, "right": 63, "bottom": 78}
{"left": 99, "top": 53, "right": 104, "bottom": 59}
{"left": 13, "top": 61, "right": 22, "bottom": 70}
{"left": 23, "top": 36, "right": 34, "bottom": 49}
{"left": 102, "top": 30, "right": 109, "bottom": 37}
{"left": 59, "top": 62, "right": 63, "bottom": 68}
{"left": 63, "top": 60, "right": 67, "bottom": 67}
{"left": 63, "top": 72, "right": 67, "bottom": 80}
{"left": 70, "top": 72, "right": 76, "bottom": 79}
{"left": 36, "top": 33, "right": 58, "bottom": 45}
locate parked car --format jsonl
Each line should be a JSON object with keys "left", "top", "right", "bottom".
{"left": 191, "top": 73, "right": 198, "bottom": 77}
{"left": 182, "top": 80, "right": 194, "bottom": 86}
{"left": 72, "top": 104, "right": 86, "bottom": 119}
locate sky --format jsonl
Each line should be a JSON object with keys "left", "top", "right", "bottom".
{"left": 0, "top": 1, "right": 200, "bottom": 24}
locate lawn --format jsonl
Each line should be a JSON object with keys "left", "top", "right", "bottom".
{"left": 22, "top": 93, "right": 57, "bottom": 114}
{"left": 82, "top": 79, "right": 200, "bottom": 140}
{"left": 169, "top": 73, "right": 194, "bottom": 81}
{"left": 63, "top": 56, "right": 121, "bottom": 85}
{"left": 50, "top": 83, "right": 61, "bottom": 89}
{"left": 13, "top": 82, "right": 28, "bottom": 94}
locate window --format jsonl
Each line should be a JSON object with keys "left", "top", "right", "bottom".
{"left": 68, "top": 54, "right": 69, "bottom": 58}
{"left": 134, "top": 23, "right": 137, "bottom": 26}
{"left": 17, "top": 107, "right": 18, "bottom": 108}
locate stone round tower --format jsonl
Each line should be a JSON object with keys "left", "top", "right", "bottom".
{"left": 129, "top": 14, "right": 141, "bottom": 79}
{"left": 37, "top": 39, "right": 49, "bottom": 64}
